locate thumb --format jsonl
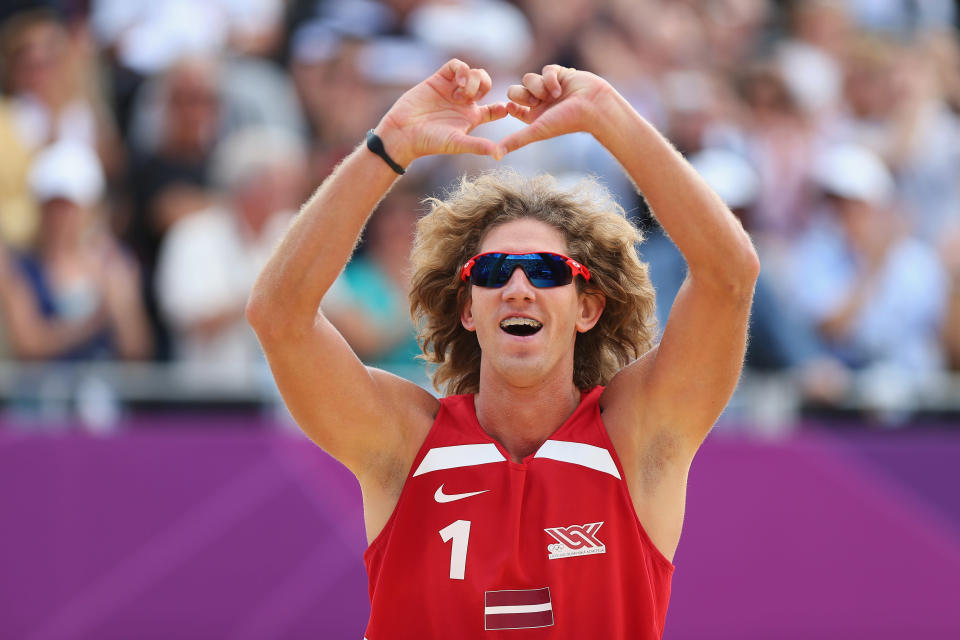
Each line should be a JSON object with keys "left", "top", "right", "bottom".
{"left": 496, "top": 123, "right": 547, "bottom": 158}
{"left": 448, "top": 132, "right": 497, "bottom": 157}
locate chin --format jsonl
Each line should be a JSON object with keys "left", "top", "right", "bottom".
{"left": 488, "top": 352, "right": 555, "bottom": 388}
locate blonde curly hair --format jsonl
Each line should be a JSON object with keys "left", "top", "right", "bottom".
{"left": 410, "top": 169, "right": 657, "bottom": 396}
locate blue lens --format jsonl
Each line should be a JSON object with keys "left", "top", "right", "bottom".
{"left": 471, "top": 253, "right": 508, "bottom": 287}
{"left": 470, "top": 253, "right": 573, "bottom": 288}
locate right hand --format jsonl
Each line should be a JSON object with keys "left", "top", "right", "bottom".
{"left": 376, "top": 59, "right": 508, "bottom": 165}
{"left": 498, "top": 64, "right": 618, "bottom": 156}
{"left": 96, "top": 240, "right": 143, "bottom": 317}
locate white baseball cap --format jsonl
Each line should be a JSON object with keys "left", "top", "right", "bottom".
{"left": 689, "top": 148, "right": 759, "bottom": 210}
{"left": 812, "top": 144, "right": 894, "bottom": 206}
{"left": 29, "top": 141, "right": 106, "bottom": 207}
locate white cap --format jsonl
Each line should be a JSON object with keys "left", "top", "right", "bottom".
{"left": 29, "top": 141, "right": 106, "bottom": 207}
{"left": 689, "top": 148, "right": 759, "bottom": 209}
{"left": 211, "top": 127, "right": 307, "bottom": 192}
{"left": 812, "top": 144, "right": 894, "bottom": 206}
{"left": 407, "top": 0, "right": 532, "bottom": 69}
{"left": 355, "top": 37, "right": 446, "bottom": 86}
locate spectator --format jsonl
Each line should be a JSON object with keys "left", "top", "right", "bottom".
{"left": 941, "top": 227, "right": 960, "bottom": 371}
{"left": 833, "top": 35, "right": 960, "bottom": 241}
{"left": 323, "top": 186, "right": 425, "bottom": 384}
{"left": 0, "top": 242, "right": 16, "bottom": 358}
{"left": 736, "top": 61, "right": 817, "bottom": 242}
{"left": 776, "top": 0, "right": 847, "bottom": 118}
{"left": 154, "top": 127, "right": 307, "bottom": 380}
{"left": 0, "top": 141, "right": 152, "bottom": 361}
{"left": 0, "top": 90, "right": 34, "bottom": 250}
{"left": 125, "top": 57, "right": 223, "bottom": 358}
{"left": 642, "top": 147, "right": 848, "bottom": 404}
{"left": 0, "top": 8, "right": 122, "bottom": 248}
{"left": 788, "top": 145, "right": 947, "bottom": 397}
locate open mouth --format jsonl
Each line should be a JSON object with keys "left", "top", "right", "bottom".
{"left": 499, "top": 317, "right": 543, "bottom": 337}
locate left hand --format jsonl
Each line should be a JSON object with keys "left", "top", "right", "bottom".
{"left": 497, "top": 65, "right": 616, "bottom": 157}
{"left": 377, "top": 59, "right": 508, "bottom": 165}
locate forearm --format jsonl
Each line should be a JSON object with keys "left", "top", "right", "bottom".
{"left": 592, "top": 90, "right": 759, "bottom": 289}
{"left": 11, "top": 313, "right": 108, "bottom": 360}
{"left": 247, "top": 139, "right": 401, "bottom": 331}
{"left": 944, "top": 281, "right": 960, "bottom": 370}
{"left": 109, "top": 305, "right": 154, "bottom": 360}
{"left": 819, "top": 274, "right": 873, "bottom": 342}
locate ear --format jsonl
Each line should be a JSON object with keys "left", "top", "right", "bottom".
{"left": 575, "top": 289, "right": 605, "bottom": 333}
{"left": 460, "top": 293, "right": 476, "bottom": 332}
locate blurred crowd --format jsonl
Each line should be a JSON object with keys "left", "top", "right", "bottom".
{"left": 0, "top": 0, "right": 959, "bottom": 417}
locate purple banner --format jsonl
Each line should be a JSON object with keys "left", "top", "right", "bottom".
{"left": 1, "top": 421, "right": 958, "bottom": 639}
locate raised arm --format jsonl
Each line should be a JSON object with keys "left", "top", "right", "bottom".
{"left": 500, "top": 65, "right": 758, "bottom": 562}
{"left": 500, "top": 65, "right": 759, "bottom": 454}
{"left": 246, "top": 60, "right": 506, "bottom": 486}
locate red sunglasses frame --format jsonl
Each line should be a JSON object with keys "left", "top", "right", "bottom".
{"left": 460, "top": 251, "right": 591, "bottom": 285}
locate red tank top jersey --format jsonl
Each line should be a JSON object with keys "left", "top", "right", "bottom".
{"left": 362, "top": 386, "right": 674, "bottom": 639}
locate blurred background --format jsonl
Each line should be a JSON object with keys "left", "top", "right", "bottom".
{"left": 0, "top": 0, "right": 958, "bottom": 638}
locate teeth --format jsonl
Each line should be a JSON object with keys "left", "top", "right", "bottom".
{"left": 500, "top": 317, "right": 542, "bottom": 329}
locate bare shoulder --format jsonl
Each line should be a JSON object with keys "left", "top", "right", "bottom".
{"left": 363, "top": 367, "right": 440, "bottom": 478}
{"left": 356, "top": 368, "right": 440, "bottom": 542}
{"left": 600, "top": 347, "right": 692, "bottom": 563}
{"left": 353, "top": 367, "right": 440, "bottom": 484}
{"left": 599, "top": 346, "right": 691, "bottom": 487}
{"left": 599, "top": 347, "right": 657, "bottom": 447}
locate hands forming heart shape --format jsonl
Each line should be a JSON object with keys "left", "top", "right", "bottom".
{"left": 375, "top": 59, "right": 620, "bottom": 167}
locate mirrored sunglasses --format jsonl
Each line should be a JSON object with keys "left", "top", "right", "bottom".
{"left": 460, "top": 252, "right": 591, "bottom": 288}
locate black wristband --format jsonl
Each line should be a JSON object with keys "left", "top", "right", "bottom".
{"left": 365, "top": 129, "right": 406, "bottom": 175}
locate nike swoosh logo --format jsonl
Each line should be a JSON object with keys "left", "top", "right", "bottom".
{"left": 434, "top": 484, "right": 490, "bottom": 503}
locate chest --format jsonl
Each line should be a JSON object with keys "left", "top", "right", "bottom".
{"left": 375, "top": 441, "right": 633, "bottom": 584}
{"left": 365, "top": 440, "right": 671, "bottom": 637}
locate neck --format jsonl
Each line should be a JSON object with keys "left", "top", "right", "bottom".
{"left": 235, "top": 203, "right": 269, "bottom": 238}
{"left": 474, "top": 365, "right": 582, "bottom": 463}
{"left": 39, "top": 232, "right": 79, "bottom": 259}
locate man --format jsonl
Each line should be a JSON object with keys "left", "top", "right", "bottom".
{"left": 247, "top": 60, "right": 758, "bottom": 638}
{"left": 156, "top": 126, "right": 306, "bottom": 384}
{"left": 788, "top": 144, "right": 947, "bottom": 412}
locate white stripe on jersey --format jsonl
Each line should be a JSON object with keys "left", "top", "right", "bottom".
{"left": 484, "top": 603, "right": 553, "bottom": 615}
{"left": 533, "top": 440, "right": 621, "bottom": 479}
{"left": 412, "top": 443, "right": 506, "bottom": 477}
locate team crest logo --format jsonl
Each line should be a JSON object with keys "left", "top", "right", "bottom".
{"left": 544, "top": 522, "right": 606, "bottom": 559}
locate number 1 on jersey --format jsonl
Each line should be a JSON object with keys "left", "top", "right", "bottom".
{"left": 439, "top": 520, "right": 471, "bottom": 580}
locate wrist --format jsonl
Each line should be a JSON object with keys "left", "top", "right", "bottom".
{"left": 588, "top": 83, "right": 633, "bottom": 146}
{"left": 373, "top": 118, "right": 416, "bottom": 169}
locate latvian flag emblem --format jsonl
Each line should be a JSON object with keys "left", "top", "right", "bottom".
{"left": 484, "top": 587, "right": 554, "bottom": 630}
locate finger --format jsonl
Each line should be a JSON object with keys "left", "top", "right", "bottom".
{"left": 522, "top": 72, "right": 549, "bottom": 101}
{"left": 505, "top": 101, "right": 535, "bottom": 123}
{"left": 439, "top": 58, "right": 469, "bottom": 86}
{"left": 497, "top": 122, "right": 547, "bottom": 157}
{"left": 542, "top": 64, "right": 564, "bottom": 98}
{"left": 475, "top": 68, "right": 493, "bottom": 101}
{"left": 506, "top": 84, "right": 540, "bottom": 107}
{"left": 459, "top": 69, "right": 483, "bottom": 102}
{"left": 477, "top": 101, "right": 509, "bottom": 124}
{"left": 449, "top": 132, "right": 497, "bottom": 157}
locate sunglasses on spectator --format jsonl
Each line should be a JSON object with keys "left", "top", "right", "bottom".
{"left": 460, "top": 252, "right": 591, "bottom": 288}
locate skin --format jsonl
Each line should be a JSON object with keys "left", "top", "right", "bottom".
{"left": 462, "top": 219, "right": 604, "bottom": 460}
{"left": 247, "top": 60, "right": 758, "bottom": 563}
{"left": 0, "top": 199, "right": 152, "bottom": 360}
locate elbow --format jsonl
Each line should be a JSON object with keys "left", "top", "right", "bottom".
{"left": 727, "top": 223, "right": 760, "bottom": 288}
{"left": 694, "top": 232, "right": 760, "bottom": 300}
{"left": 245, "top": 287, "right": 313, "bottom": 341}
{"left": 729, "top": 240, "right": 760, "bottom": 302}
{"left": 739, "top": 238, "right": 761, "bottom": 286}
{"left": 245, "top": 288, "right": 274, "bottom": 335}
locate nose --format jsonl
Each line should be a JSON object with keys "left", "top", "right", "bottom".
{"left": 500, "top": 266, "right": 536, "bottom": 301}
